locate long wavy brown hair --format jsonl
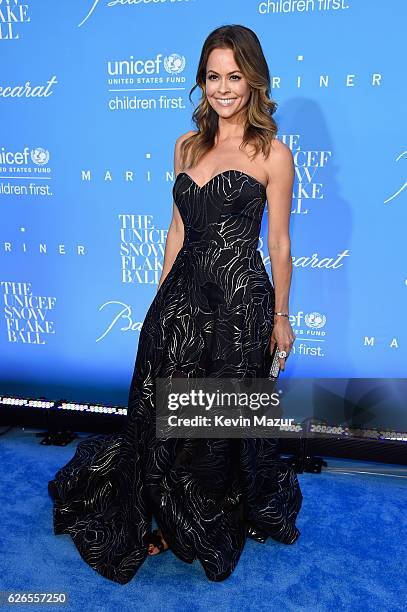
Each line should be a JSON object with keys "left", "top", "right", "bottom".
{"left": 179, "top": 24, "right": 278, "bottom": 170}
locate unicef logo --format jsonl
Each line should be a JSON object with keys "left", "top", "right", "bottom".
{"left": 31, "top": 148, "right": 49, "bottom": 165}
{"left": 164, "top": 54, "right": 186, "bottom": 75}
{"left": 305, "top": 312, "right": 326, "bottom": 329}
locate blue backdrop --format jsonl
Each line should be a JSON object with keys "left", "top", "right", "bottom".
{"left": 0, "top": 0, "right": 405, "bottom": 407}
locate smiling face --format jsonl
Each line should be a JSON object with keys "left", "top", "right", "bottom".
{"left": 205, "top": 47, "right": 251, "bottom": 119}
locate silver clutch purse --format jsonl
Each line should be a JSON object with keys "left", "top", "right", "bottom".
{"left": 268, "top": 343, "right": 281, "bottom": 380}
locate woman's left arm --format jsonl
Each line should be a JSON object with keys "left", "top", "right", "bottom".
{"left": 265, "top": 140, "right": 296, "bottom": 370}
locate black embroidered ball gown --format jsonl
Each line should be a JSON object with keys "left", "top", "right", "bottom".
{"left": 48, "top": 169, "right": 303, "bottom": 585}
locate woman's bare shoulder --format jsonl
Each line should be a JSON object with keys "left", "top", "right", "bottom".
{"left": 176, "top": 129, "right": 198, "bottom": 145}
{"left": 174, "top": 130, "right": 198, "bottom": 172}
{"left": 264, "top": 138, "right": 294, "bottom": 180}
{"left": 268, "top": 137, "right": 292, "bottom": 159}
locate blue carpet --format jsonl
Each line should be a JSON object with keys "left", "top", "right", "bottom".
{"left": 1, "top": 426, "right": 406, "bottom": 612}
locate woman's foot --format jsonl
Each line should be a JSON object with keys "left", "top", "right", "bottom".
{"left": 148, "top": 528, "right": 169, "bottom": 555}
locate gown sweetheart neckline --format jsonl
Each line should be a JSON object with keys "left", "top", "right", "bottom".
{"left": 175, "top": 169, "right": 267, "bottom": 192}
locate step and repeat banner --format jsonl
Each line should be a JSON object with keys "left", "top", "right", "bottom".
{"left": 0, "top": 1, "right": 405, "bottom": 408}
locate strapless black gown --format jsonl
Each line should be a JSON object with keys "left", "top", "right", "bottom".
{"left": 48, "top": 169, "right": 303, "bottom": 585}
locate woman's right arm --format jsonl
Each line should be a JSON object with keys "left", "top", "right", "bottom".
{"left": 156, "top": 132, "right": 193, "bottom": 291}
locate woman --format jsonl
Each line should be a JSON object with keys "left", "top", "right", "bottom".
{"left": 48, "top": 24, "right": 302, "bottom": 584}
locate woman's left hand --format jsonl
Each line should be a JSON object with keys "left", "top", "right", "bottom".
{"left": 269, "top": 318, "right": 296, "bottom": 371}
